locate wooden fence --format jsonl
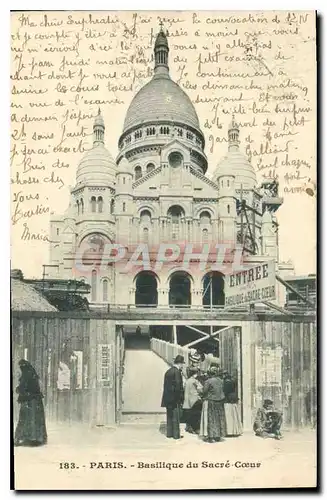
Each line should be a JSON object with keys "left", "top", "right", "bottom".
{"left": 12, "top": 311, "right": 316, "bottom": 431}
{"left": 12, "top": 315, "right": 117, "bottom": 427}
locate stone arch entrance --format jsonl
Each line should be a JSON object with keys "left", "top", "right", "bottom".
{"left": 202, "top": 271, "right": 225, "bottom": 307}
{"left": 135, "top": 271, "right": 158, "bottom": 307}
{"left": 169, "top": 271, "right": 192, "bottom": 307}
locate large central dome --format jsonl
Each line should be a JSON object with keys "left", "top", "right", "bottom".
{"left": 121, "top": 26, "right": 201, "bottom": 136}
{"left": 117, "top": 26, "right": 207, "bottom": 173}
{"left": 123, "top": 75, "right": 200, "bottom": 133}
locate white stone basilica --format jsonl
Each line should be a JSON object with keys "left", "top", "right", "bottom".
{"left": 47, "top": 27, "right": 284, "bottom": 309}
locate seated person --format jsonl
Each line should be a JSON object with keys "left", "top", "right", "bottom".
{"left": 253, "top": 399, "right": 283, "bottom": 439}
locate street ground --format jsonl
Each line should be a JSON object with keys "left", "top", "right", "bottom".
{"left": 13, "top": 422, "right": 317, "bottom": 490}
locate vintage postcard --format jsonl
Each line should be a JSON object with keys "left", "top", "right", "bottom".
{"left": 11, "top": 10, "right": 317, "bottom": 490}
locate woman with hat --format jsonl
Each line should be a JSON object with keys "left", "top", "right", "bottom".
{"left": 183, "top": 367, "right": 203, "bottom": 434}
{"left": 200, "top": 363, "right": 227, "bottom": 443}
{"left": 161, "top": 355, "right": 185, "bottom": 440}
{"left": 14, "top": 359, "right": 47, "bottom": 447}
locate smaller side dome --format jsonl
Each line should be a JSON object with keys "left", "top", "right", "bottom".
{"left": 75, "top": 110, "right": 116, "bottom": 187}
{"left": 212, "top": 117, "right": 257, "bottom": 190}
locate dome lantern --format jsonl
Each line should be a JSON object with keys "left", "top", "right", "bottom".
{"left": 93, "top": 108, "right": 105, "bottom": 146}
{"left": 154, "top": 21, "right": 169, "bottom": 78}
{"left": 228, "top": 115, "right": 240, "bottom": 152}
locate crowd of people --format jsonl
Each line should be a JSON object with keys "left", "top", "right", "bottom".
{"left": 161, "top": 354, "right": 283, "bottom": 443}
{"left": 13, "top": 354, "right": 282, "bottom": 448}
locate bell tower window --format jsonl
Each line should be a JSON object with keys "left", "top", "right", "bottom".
{"left": 98, "top": 197, "right": 103, "bottom": 213}
{"left": 168, "top": 205, "right": 185, "bottom": 240}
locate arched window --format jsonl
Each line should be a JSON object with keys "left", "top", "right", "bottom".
{"left": 140, "top": 210, "right": 151, "bottom": 224}
{"left": 77, "top": 200, "right": 80, "bottom": 215}
{"left": 227, "top": 204, "right": 230, "bottom": 214}
{"left": 227, "top": 180, "right": 230, "bottom": 187}
{"left": 91, "top": 269, "right": 97, "bottom": 302}
{"left": 168, "top": 205, "right": 185, "bottom": 241}
{"left": 202, "top": 272, "right": 225, "bottom": 307}
{"left": 91, "top": 196, "right": 96, "bottom": 213}
{"left": 102, "top": 279, "right": 108, "bottom": 302}
{"left": 146, "top": 163, "right": 155, "bottom": 174}
{"left": 169, "top": 271, "right": 191, "bottom": 307}
{"left": 202, "top": 228, "right": 209, "bottom": 243}
{"left": 200, "top": 211, "right": 211, "bottom": 225}
{"left": 135, "top": 166, "right": 142, "bottom": 180}
{"left": 135, "top": 271, "right": 158, "bottom": 307}
{"left": 110, "top": 199, "right": 115, "bottom": 214}
{"left": 143, "top": 227, "right": 149, "bottom": 243}
{"left": 98, "top": 196, "right": 103, "bottom": 213}
{"left": 80, "top": 199, "right": 84, "bottom": 214}
{"left": 123, "top": 202, "right": 126, "bottom": 212}
{"left": 57, "top": 228, "right": 59, "bottom": 236}
{"left": 123, "top": 177, "right": 126, "bottom": 185}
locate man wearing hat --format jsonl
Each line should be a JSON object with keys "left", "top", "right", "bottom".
{"left": 161, "top": 355, "right": 185, "bottom": 439}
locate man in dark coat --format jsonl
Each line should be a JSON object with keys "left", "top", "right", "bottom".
{"left": 161, "top": 355, "right": 185, "bottom": 439}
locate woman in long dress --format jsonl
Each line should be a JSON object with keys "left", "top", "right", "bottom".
{"left": 14, "top": 360, "right": 47, "bottom": 447}
{"left": 223, "top": 371, "right": 242, "bottom": 437}
{"left": 200, "top": 364, "right": 227, "bottom": 443}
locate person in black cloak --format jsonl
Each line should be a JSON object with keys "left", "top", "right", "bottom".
{"left": 14, "top": 359, "right": 47, "bottom": 447}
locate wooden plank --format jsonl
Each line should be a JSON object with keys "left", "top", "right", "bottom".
{"left": 11, "top": 309, "right": 316, "bottom": 323}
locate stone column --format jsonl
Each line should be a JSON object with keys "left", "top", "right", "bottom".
{"left": 192, "top": 287, "right": 203, "bottom": 307}
{"left": 129, "top": 286, "right": 136, "bottom": 306}
{"left": 158, "top": 285, "right": 169, "bottom": 306}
